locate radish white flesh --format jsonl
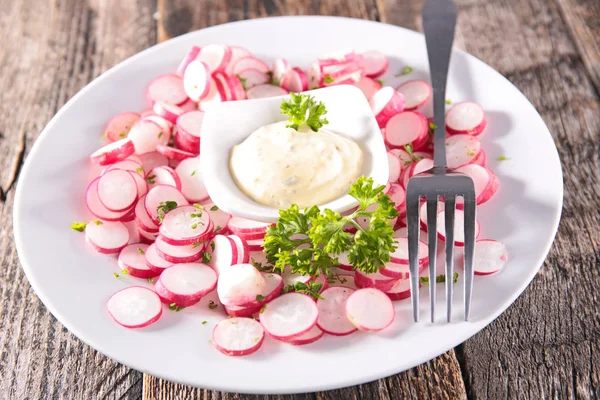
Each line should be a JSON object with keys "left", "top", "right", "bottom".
{"left": 246, "top": 238, "right": 264, "bottom": 251}
{"left": 217, "top": 263, "right": 267, "bottom": 306}
{"left": 146, "top": 74, "right": 188, "bottom": 106}
{"left": 402, "top": 158, "right": 434, "bottom": 190}
{"left": 316, "top": 286, "right": 357, "bottom": 336}
{"left": 205, "top": 203, "right": 231, "bottom": 234}
{"left": 138, "top": 228, "right": 158, "bottom": 244}
{"left": 230, "top": 272, "right": 283, "bottom": 309}
{"left": 307, "top": 63, "right": 322, "bottom": 89}
{"left": 86, "top": 178, "right": 133, "bottom": 221}
{"left": 140, "top": 108, "right": 154, "bottom": 117}
{"left": 143, "top": 115, "right": 173, "bottom": 139}
{"left": 282, "top": 267, "right": 312, "bottom": 287}
{"left": 210, "top": 234, "right": 235, "bottom": 275}
{"left": 176, "top": 45, "right": 201, "bottom": 76}
{"left": 354, "top": 77, "right": 381, "bottom": 101}
{"left": 174, "top": 129, "right": 200, "bottom": 155}
{"left": 385, "top": 111, "right": 428, "bottom": 148}
{"left": 227, "top": 217, "right": 270, "bottom": 235}
{"left": 139, "top": 151, "right": 169, "bottom": 175}
{"left": 212, "top": 72, "right": 234, "bottom": 101}
{"left": 280, "top": 67, "right": 308, "bottom": 93}
{"left": 225, "top": 303, "right": 262, "bottom": 318}
{"left": 446, "top": 101, "right": 487, "bottom": 136}
{"left": 318, "top": 49, "right": 361, "bottom": 66}
{"left": 144, "top": 243, "right": 172, "bottom": 273}
{"left": 86, "top": 220, "right": 129, "bottom": 254}
{"left": 103, "top": 159, "right": 144, "bottom": 177}
{"left": 246, "top": 84, "right": 288, "bottom": 99}
{"left": 104, "top": 112, "right": 140, "bottom": 142}
{"left": 228, "top": 75, "right": 246, "bottom": 100}
{"left": 146, "top": 166, "right": 181, "bottom": 190}
{"left": 107, "top": 286, "right": 162, "bottom": 329}
{"left": 477, "top": 170, "right": 499, "bottom": 204}
{"left": 369, "top": 87, "right": 406, "bottom": 128}
{"left": 445, "top": 134, "right": 482, "bottom": 168}
{"left": 154, "top": 262, "right": 217, "bottom": 306}
{"left": 473, "top": 239, "right": 507, "bottom": 275}
{"left": 144, "top": 185, "right": 189, "bottom": 224}
{"left": 360, "top": 50, "right": 388, "bottom": 78}
{"left": 396, "top": 80, "right": 432, "bottom": 111}
{"left": 237, "top": 68, "right": 269, "bottom": 89}
{"left": 97, "top": 169, "right": 138, "bottom": 212}
{"left": 128, "top": 119, "right": 167, "bottom": 154}
{"left": 198, "top": 78, "right": 222, "bottom": 109}
{"left": 389, "top": 236, "right": 429, "bottom": 265}
{"left": 272, "top": 58, "right": 291, "bottom": 84}
{"left": 153, "top": 101, "right": 184, "bottom": 124}
{"left": 212, "top": 317, "right": 264, "bottom": 356}
{"left": 354, "top": 270, "right": 398, "bottom": 292}
{"left": 385, "top": 279, "right": 413, "bottom": 301}
{"left": 159, "top": 205, "right": 211, "bottom": 245}
{"left": 196, "top": 44, "right": 232, "bottom": 73}
{"left": 388, "top": 182, "right": 406, "bottom": 213}
{"left": 183, "top": 60, "right": 210, "bottom": 102}
{"left": 155, "top": 235, "right": 203, "bottom": 263}
{"left": 233, "top": 57, "right": 270, "bottom": 75}
{"left": 436, "top": 208, "right": 481, "bottom": 246}
{"left": 259, "top": 293, "right": 319, "bottom": 340}
{"left": 228, "top": 234, "right": 249, "bottom": 264}
{"left": 179, "top": 99, "right": 198, "bottom": 112}
{"left": 118, "top": 244, "right": 156, "bottom": 278}
{"left": 454, "top": 164, "right": 492, "bottom": 205}
{"left": 90, "top": 138, "right": 135, "bottom": 166}
{"left": 174, "top": 158, "right": 208, "bottom": 202}
{"left": 156, "top": 145, "right": 195, "bottom": 161}
{"left": 323, "top": 69, "right": 362, "bottom": 86}
{"left": 131, "top": 173, "right": 148, "bottom": 198}
{"left": 345, "top": 288, "right": 394, "bottom": 332}
{"left": 284, "top": 325, "right": 324, "bottom": 345}
{"left": 337, "top": 251, "right": 353, "bottom": 271}
{"left": 225, "top": 46, "right": 252, "bottom": 75}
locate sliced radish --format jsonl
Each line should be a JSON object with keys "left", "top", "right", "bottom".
{"left": 183, "top": 60, "right": 211, "bottom": 101}
{"left": 217, "top": 263, "right": 267, "bottom": 306}
{"left": 471, "top": 148, "right": 487, "bottom": 167}
{"left": 282, "top": 267, "right": 312, "bottom": 287}
{"left": 354, "top": 270, "right": 398, "bottom": 292}
{"left": 323, "top": 69, "right": 363, "bottom": 86}
{"left": 345, "top": 288, "right": 394, "bottom": 332}
{"left": 446, "top": 102, "right": 487, "bottom": 136}
{"left": 354, "top": 77, "right": 382, "bottom": 101}
{"left": 224, "top": 303, "right": 262, "bottom": 318}
{"left": 336, "top": 251, "right": 353, "bottom": 271}
{"left": 179, "top": 99, "right": 198, "bottom": 112}
{"left": 212, "top": 317, "right": 264, "bottom": 356}
{"left": 155, "top": 235, "right": 203, "bottom": 263}
{"left": 233, "top": 57, "right": 269, "bottom": 75}
{"left": 159, "top": 205, "right": 211, "bottom": 245}
{"left": 228, "top": 272, "right": 283, "bottom": 310}
{"left": 104, "top": 112, "right": 140, "bottom": 142}
{"left": 144, "top": 185, "right": 189, "bottom": 225}
{"left": 225, "top": 46, "right": 252, "bottom": 75}
{"left": 259, "top": 293, "right": 318, "bottom": 340}
{"left": 144, "top": 243, "right": 172, "bottom": 273}
{"left": 236, "top": 68, "right": 269, "bottom": 90}
{"left": 445, "top": 134, "right": 482, "bottom": 169}
{"left": 473, "top": 239, "right": 507, "bottom": 275}
{"left": 131, "top": 173, "right": 148, "bottom": 198}
{"left": 146, "top": 166, "right": 181, "bottom": 190}
{"left": 139, "top": 108, "right": 154, "bottom": 117}
{"left": 205, "top": 203, "right": 231, "bottom": 233}
{"left": 138, "top": 228, "right": 158, "bottom": 244}
{"left": 318, "top": 50, "right": 361, "bottom": 66}
{"left": 478, "top": 169, "right": 499, "bottom": 204}
{"left": 284, "top": 325, "right": 324, "bottom": 345}
{"left": 227, "top": 217, "right": 271, "bottom": 236}
{"left": 86, "top": 178, "right": 133, "bottom": 221}
{"left": 156, "top": 145, "right": 195, "bottom": 161}
{"left": 212, "top": 72, "right": 234, "bottom": 101}
{"left": 90, "top": 138, "right": 135, "bottom": 166}
{"left": 370, "top": 87, "right": 406, "bottom": 128}
{"left": 246, "top": 238, "right": 264, "bottom": 251}
{"left": 154, "top": 262, "right": 217, "bottom": 306}
{"left": 389, "top": 236, "right": 429, "bottom": 265}
{"left": 272, "top": 58, "right": 291, "bottom": 84}
{"left": 360, "top": 50, "right": 388, "bottom": 78}
{"left": 454, "top": 164, "right": 494, "bottom": 205}
{"left": 176, "top": 45, "right": 201, "bottom": 76}
{"left": 146, "top": 74, "right": 187, "bottom": 106}
{"left": 117, "top": 244, "right": 155, "bottom": 278}
{"left": 384, "top": 111, "right": 428, "bottom": 149}
{"left": 228, "top": 75, "right": 246, "bottom": 100}
{"left": 316, "top": 286, "right": 357, "bottom": 336}
{"left": 396, "top": 80, "right": 432, "bottom": 111}
{"left": 436, "top": 208, "right": 480, "bottom": 246}
{"left": 85, "top": 220, "right": 129, "bottom": 254}
{"left": 209, "top": 235, "right": 235, "bottom": 275}
{"left": 388, "top": 182, "right": 406, "bottom": 214}
{"left": 142, "top": 115, "right": 173, "bottom": 138}
{"left": 385, "top": 279, "right": 413, "bottom": 301}
{"left": 228, "top": 234, "right": 249, "bottom": 264}
{"left": 402, "top": 158, "right": 434, "bottom": 190}
{"left": 321, "top": 61, "right": 362, "bottom": 79}
{"left": 198, "top": 78, "right": 222, "bottom": 109}
{"left": 307, "top": 63, "right": 322, "bottom": 89}
{"left": 139, "top": 151, "right": 169, "bottom": 175}
{"left": 103, "top": 159, "right": 144, "bottom": 177}
{"left": 107, "top": 286, "right": 162, "bottom": 329}
{"left": 246, "top": 84, "right": 288, "bottom": 99}
{"left": 128, "top": 119, "right": 167, "bottom": 154}
{"left": 175, "top": 157, "right": 209, "bottom": 202}
{"left": 388, "top": 148, "right": 413, "bottom": 172}
{"left": 97, "top": 169, "right": 138, "bottom": 212}
{"left": 280, "top": 67, "right": 308, "bottom": 93}
{"left": 174, "top": 129, "right": 200, "bottom": 155}
{"left": 196, "top": 44, "right": 232, "bottom": 73}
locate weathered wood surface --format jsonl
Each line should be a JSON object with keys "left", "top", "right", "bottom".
{"left": 0, "top": 0, "right": 599, "bottom": 399}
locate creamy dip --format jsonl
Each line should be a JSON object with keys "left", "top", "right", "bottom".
{"left": 230, "top": 121, "right": 364, "bottom": 208}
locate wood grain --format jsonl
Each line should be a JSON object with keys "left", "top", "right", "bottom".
{"left": 0, "top": 0, "right": 156, "bottom": 398}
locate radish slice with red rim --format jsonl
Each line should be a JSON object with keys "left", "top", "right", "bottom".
{"left": 345, "top": 288, "right": 395, "bottom": 332}
{"left": 307, "top": 63, "right": 322, "bottom": 89}
{"left": 90, "top": 138, "right": 135, "bottom": 165}
{"left": 107, "top": 286, "right": 162, "bottom": 329}
{"left": 196, "top": 44, "right": 232, "bottom": 73}
{"left": 183, "top": 60, "right": 210, "bottom": 102}
{"left": 117, "top": 244, "right": 157, "bottom": 278}
{"left": 97, "top": 169, "right": 138, "bottom": 212}
{"left": 174, "top": 130, "right": 200, "bottom": 155}
{"left": 233, "top": 57, "right": 270, "bottom": 75}
{"left": 316, "top": 286, "right": 357, "bottom": 336}
{"left": 246, "top": 84, "right": 288, "bottom": 99}
{"left": 103, "top": 160, "right": 144, "bottom": 176}
{"left": 154, "top": 262, "right": 217, "bottom": 306}
{"left": 205, "top": 203, "right": 231, "bottom": 234}
{"left": 85, "top": 220, "right": 129, "bottom": 254}
{"left": 217, "top": 263, "right": 267, "bottom": 306}
{"left": 153, "top": 101, "right": 184, "bottom": 124}
{"left": 198, "top": 78, "right": 222, "bottom": 109}
{"left": 246, "top": 238, "right": 264, "bottom": 251}
{"left": 154, "top": 235, "right": 203, "bottom": 263}
{"left": 387, "top": 151, "right": 401, "bottom": 183}
{"left": 179, "top": 99, "right": 198, "bottom": 112}
{"left": 370, "top": 87, "right": 406, "bottom": 128}
{"left": 396, "top": 80, "right": 432, "bottom": 111}
{"left": 146, "top": 166, "right": 181, "bottom": 190}
{"left": 280, "top": 67, "right": 308, "bottom": 93}
{"left": 86, "top": 178, "right": 133, "bottom": 221}
{"left": 139, "top": 151, "right": 169, "bottom": 175}
{"left": 454, "top": 164, "right": 492, "bottom": 205}
{"left": 473, "top": 239, "right": 507, "bottom": 275}
{"left": 138, "top": 228, "right": 158, "bottom": 244}
{"left": 146, "top": 74, "right": 188, "bottom": 106}
{"left": 128, "top": 119, "right": 167, "bottom": 154}
{"left": 229, "top": 272, "right": 283, "bottom": 309}
{"left": 360, "top": 50, "right": 388, "bottom": 78}
{"left": 159, "top": 204, "right": 212, "bottom": 245}
{"left": 354, "top": 270, "right": 398, "bottom": 292}
{"left": 354, "top": 77, "right": 382, "bottom": 101}
{"left": 175, "top": 157, "right": 209, "bottom": 202}
{"left": 436, "top": 208, "right": 481, "bottom": 246}
{"left": 131, "top": 173, "right": 148, "bottom": 198}
{"left": 104, "top": 112, "right": 140, "bottom": 142}
{"left": 142, "top": 115, "right": 173, "bottom": 138}
{"left": 389, "top": 236, "right": 428, "bottom": 265}
{"left": 228, "top": 234, "right": 249, "bottom": 264}
{"left": 272, "top": 58, "right": 291, "bottom": 84}
{"left": 224, "top": 303, "right": 262, "bottom": 318}
{"left": 212, "top": 72, "right": 234, "bottom": 101}
{"left": 212, "top": 317, "right": 264, "bottom": 356}
{"left": 144, "top": 184, "right": 189, "bottom": 225}
{"left": 446, "top": 101, "right": 487, "bottom": 136}
{"left": 384, "top": 111, "right": 428, "bottom": 149}
{"left": 176, "top": 45, "right": 201, "bottom": 76}
{"left": 156, "top": 145, "right": 196, "bottom": 161}
{"left": 228, "top": 75, "right": 246, "bottom": 100}
{"left": 227, "top": 217, "right": 270, "bottom": 235}
{"left": 225, "top": 46, "right": 252, "bottom": 75}
{"left": 236, "top": 68, "right": 269, "bottom": 90}
{"left": 445, "top": 134, "right": 482, "bottom": 168}
{"left": 144, "top": 243, "right": 172, "bottom": 273}
{"left": 385, "top": 279, "right": 414, "bottom": 301}
{"left": 259, "top": 292, "right": 319, "bottom": 340}
{"left": 284, "top": 325, "right": 324, "bottom": 345}
{"left": 209, "top": 234, "right": 235, "bottom": 275}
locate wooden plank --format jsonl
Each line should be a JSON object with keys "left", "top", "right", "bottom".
{"left": 446, "top": 0, "right": 600, "bottom": 398}
{"left": 556, "top": 0, "right": 600, "bottom": 95}
{"left": 0, "top": 0, "right": 156, "bottom": 398}
{"left": 144, "top": 0, "right": 467, "bottom": 398}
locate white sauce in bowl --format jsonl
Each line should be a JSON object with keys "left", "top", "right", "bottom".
{"left": 230, "top": 121, "right": 363, "bottom": 208}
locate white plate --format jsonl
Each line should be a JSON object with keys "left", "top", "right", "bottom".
{"left": 13, "top": 16, "right": 562, "bottom": 394}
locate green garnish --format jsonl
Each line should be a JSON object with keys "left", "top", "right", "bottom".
{"left": 403, "top": 143, "right": 424, "bottom": 165}
{"left": 210, "top": 205, "right": 219, "bottom": 211}
{"left": 323, "top": 75, "right": 334, "bottom": 84}
{"left": 264, "top": 176, "right": 398, "bottom": 277}
{"left": 191, "top": 170, "right": 196, "bottom": 176}
{"left": 259, "top": 305, "right": 267, "bottom": 314}
{"left": 202, "top": 252, "right": 211, "bottom": 264}
{"left": 266, "top": 71, "right": 277, "bottom": 85}
{"left": 113, "top": 272, "right": 120, "bottom": 278}
{"left": 498, "top": 156, "right": 509, "bottom": 161}
{"left": 158, "top": 132, "right": 163, "bottom": 139}
{"left": 420, "top": 272, "right": 459, "bottom": 285}
{"left": 251, "top": 259, "right": 273, "bottom": 272}
{"left": 254, "top": 337, "right": 260, "bottom": 342}
{"left": 156, "top": 200, "right": 178, "bottom": 223}
{"left": 137, "top": 248, "right": 145, "bottom": 255}
{"left": 147, "top": 277, "right": 154, "bottom": 284}
{"left": 121, "top": 269, "right": 129, "bottom": 275}
{"left": 210, "top": 241, "right": 215, "bottom": 251}
{"left": 71, "top": 222, "right": 87, "bottom": 232}
{"left": 236, "top": 74, "right": 247, "bottom": 90}
{"left": 145, "top": 175, "right": 156, "bottom": 184}
{"left": 191, "top": 223, "right": 198, "bottom": 229}
{"left": 202, "top": 320, "right": 208, "bottom": 325}
{"left": 256, "top": 294, "right": 265, "bottom": 301}
{"left": 119, "top": 132, "right": 126, "bottom": 138}
{"left": 280, "top": 93, "right": 329, "bottom": 132}
{"left": 396, "top": 66, "right": 413, "bottom": 76}
{"left": 208, "top": 300, "right": 218, "bottom": 310}
{"left": 467, "top": 149, "right": 476, "bottom": 157}
{"left": 376, "top": 79, "right": 384, "bottom": 86}
{"left": 446, "top": 99, "right": 452, "bottom": 105}
{"left": 283, "top": 281, "right": 324, "bottom": 300}
{"left": 429, "top": 122, "right": 437, "bottom": 131}
{"left": 169, "top": 303, "right": 184, "bottom": 312}
{"left": 190, "top": 212, "right": 203, "bottom": 218}
{"left": 193, "top": 203, "right": 204, "bottom": 210}
{"left": 91, "top": 219, "right": 103, "bottom": 226}
{"left": 135, "top": 167, "right": 144, "bottom": 173}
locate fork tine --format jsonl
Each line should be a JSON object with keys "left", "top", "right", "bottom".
{"left": 406, "top": 189, "right": 421, "bottom": 322}
{"left": 462, "top": 193, "right": 477, "bottom": 320}
{"left": 444, "top": 195, "right": 456, "bottom": 322}
{"left": 426, "top": 197, "right": 438, "bottom": 323}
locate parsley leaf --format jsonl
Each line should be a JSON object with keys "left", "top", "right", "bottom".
{"left": 280, "top": 93, "right": 329, "bottom": 132}
{"left": 210, "top": 205, "right": 219, "bottom": 211}
{"left": 71, "top": 222, "right": 87, "bottom": 232}
{"left": 236, "top": 74, "right": 247, "bottom": 90}
{"left": 283, "top": 281, "right": 324, "bottom": 300}
{"left": 395, "top": 66, "right": 413, "bottom": 76}
{"left": 208, "top": 300, "right": 218, "bottom": 310}
{"left": 497, "top": 155, "right": 509, "bottom": 161}
{"left": 256, "top": 294, "right": 265, "bottom": 301}
{"left": 169, "top": 303, "right": 184, "bottom": 312}
{"left": 420, "top": 272, "right": 459, "bottom": 285}
{"left": 147, "top": 277, "right": 154, "bottom": 284}
{"left": 135, "top": 167, "right": 144, "bottom": 173}
{"left": 202, "top": 251, "right": 211, "bottom": 263}
{"left": 156, "top": 200, "right": 178, "bottom": 223}
{"left": 145, "top": 174, "right": 156, "bottom": 184}
{"left": 446, "top": 99, "right": 452, "bottom": 105}
{"left": 323, "top": 75, "right": 334, "bottom": 84}
{"left": 403, "top": 143, "right": 424, "bottom": 164}
{"left": 376, "top": 79, "right": 384, "bottom": 86}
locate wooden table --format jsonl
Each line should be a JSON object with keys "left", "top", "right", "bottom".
{"left": 1, "top": 0, "right": 599, "bottom": 398}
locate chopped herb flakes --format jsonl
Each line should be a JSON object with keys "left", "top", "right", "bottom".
{"left": 395, "top": 66, "right": 413, "bottom": 76}
{"left": 208, "top": 300, "right": 218, "bottom": 310}
{"left": 137, "top": 248, "right": 145, "bottom": 255}
{"left": 71, "top": 222, "right": 87, "bottom": 232}
{"left": 497, "top": 155, "right": 509, "bottom": 161}
{"left": 210, "top": 205, "right": 219, "bottom": 211}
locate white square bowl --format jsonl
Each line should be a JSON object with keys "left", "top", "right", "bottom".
{"left": 200, "top": 85, "right": 389, "bottom": 222}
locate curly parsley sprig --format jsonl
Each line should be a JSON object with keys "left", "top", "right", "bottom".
{"left": 263, "top": 176, "right": 398, "bottom": 277}
{"left": 280, "top": 93, "right": 329, "bottom": 132}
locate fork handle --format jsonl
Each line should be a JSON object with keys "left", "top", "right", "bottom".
{"left": 422, "top": 0, "right": 457, "bottom": 169}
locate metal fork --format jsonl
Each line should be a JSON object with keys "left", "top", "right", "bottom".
{"left": 405, "top": 0, "right": 476, "bottom": 322}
